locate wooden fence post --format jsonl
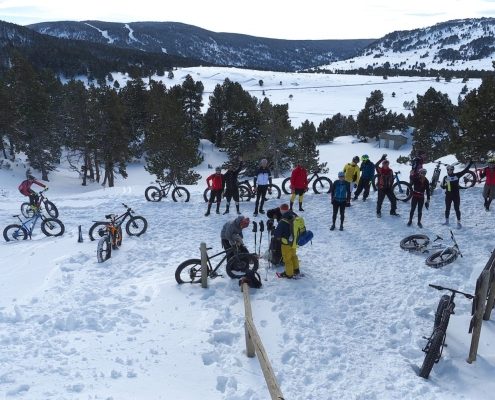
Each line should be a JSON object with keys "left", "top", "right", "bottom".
{"left": 467, "top": 270, "right": 490, "bottom": 363}
{"left": 200, "top": 242, "right": 208, "bottom": 288}
{"left": 242, "top": 283, "right": 255, "bottom": 357}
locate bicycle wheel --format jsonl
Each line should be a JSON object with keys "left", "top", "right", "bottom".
{"left": 313, "top": 177, "right": 332, "bottom": 194}
{"left": 41, "top": 218, "right": 65, "bottom": 237}
{"left": 175, "top": 258, "right": 211, "bottom": 284}
{"left": 203, "top": 188, "right": 211, "bottom": 203}
{"left": 372, "top": 174, "right": 379, "bottom": 191}
{"left": 265, "top": 184, "right": 281, "bottom": 200}
{"left": 282, "top": 177, "right": 291, "bottom": 194}
{"left": 43, "top": 200, "right": 59, "bottom": 218}
{"left": 239, "top": 184, "right": 252, "bottom": 202}
{"left": 226, "top": 253, "right": 259, "bottom": 279}
{"left": 126, "top": 216, "right": 148, "bottom": 236}
{"left": 3, "top": 224, "right": 28, "bottom": 241}
{"left": 21, "top": 202, "right": 34, "bottom": 218}
{"left": 97, "top": 236, "right": 112, "bottom": 263}
{"left": 419, "top": 329, "right": 445, "bottom": 379}
{"left": 425, "top": 248, "right": 459, "bottom": 268}
{"left": 392, "top": 181, "right": 412, "bottom": 202}
{"left": 89, "top": 222, "right": 108, "bottom": 241}
{"left": 459, "top": 170, "right": 476, "bottom": 189}
{"left": 145, "top": 186, "right": 162, "bottom": 202}
{"left": 112, "top": 227, "right": 123, "bottom": 249}
{"left": 400, "top": 234, "right": 430, "bottom": 251}
{"left": 172, "top": 186, "right": 190, "bottom": 202}
{"left": 434, "top": 295, "right": 451, "bottom": 329}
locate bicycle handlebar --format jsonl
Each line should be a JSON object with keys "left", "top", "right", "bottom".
{"left": 428, "top": 284, "right": 474, "bottom": 299}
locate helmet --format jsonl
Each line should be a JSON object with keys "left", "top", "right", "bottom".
{"left": 446, "top": 164, "right": 454, "bottom": 172}
{"left": 27, "top": 174, "right": 35, "bottom": 180}
{"left": 280, "top": 203, "right": 290, "bottom": 212}
{"left": 419, "top": 168, "right": 427, "bottom": 175}
{"left": 240, "top": 217, "right": 250, "bottom": 228}
{"left": 215, "top": 167, "right": 221, "bottom": 173}
{"left": 260, "top": 158, "right": 268, "bottom": 166}
{"left": 382, "top": 160, "right": 390, "bottom": 165}
{"left": 361, "top": 154, "right": 369, "bottom": 161}
{"left": 338, "top": 171, "right": 345, "bottom": 178}
{"left": 352, "top": 156, "right": 360, "bottom": 163}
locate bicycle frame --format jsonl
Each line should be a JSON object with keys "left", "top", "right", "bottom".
{"left": 154, "top": 180, "right": 176, "bottom": 197}
{"left": 15, "top": 212, "right": 43, "bottom": 238}
{"left": 203, "top": 247, "right": 231, "bottom": 278}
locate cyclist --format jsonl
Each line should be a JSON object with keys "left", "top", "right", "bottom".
{"left": 205, "top": 167, "right": 225, "bottom": 216}
{"left": 220, "top": 216, "right": 250, "bottom": 261}
{"left": 375, "top": 154, "right": 399, "bottom": 218}
{"left": 343, "top": 156, "right": 360, "bottom": 202}
{"left": 289, "top": 162, "right": 308, "bottom": 211}
{"left": 440, "top": 161, "right": 473, "bottom": 227}
{"left": 407, "top": 168, "right": 431, "bottom": 228}
{"left": 223, "top": 157, "right": 244, "bottom": 215}
{"left": 253, "top": 158, "right": 272, "bottom": 216}
{"left": 330, "top": 171, "right": 351, "bottom": 231}
{"left": 482, "top": 158, "right": 495, "bottom": 211}
{"left": 353, "top": 154, "right": 375, "bottom": 201}
{"left": 18, "top": 174, "right": 47, "bottom": 209}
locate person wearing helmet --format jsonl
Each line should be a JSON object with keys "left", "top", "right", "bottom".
{"left": 205, "top": 166, "right": 225, "bottom": 216}
{"left": 223, "top": 157, "right": 244, "bottom": 215}
{"left": 342, "top": 156, "right": 360, "bottom": 201}
{"left": 440, "top": 160, "right": 473, "bottom": 227}
{"left": 289, "top": 162, "right": 308, "bottom": 211}
{"left": 274, "top": 203, "right": 300, "bottom": 278}
{"left": 375, "top": 154, "right": 399, "bottom": 217}
{"left": 409, "top": 149, "right": 426, "bottom": 182}
{"left": 330, "top": 171, "right": 351, "bottom": 230}
{"left": 253, "top": 158, "right": 272, "bottom": 216}
{"left": 18, "top": 173, "right": 47, "bottom": 209}
{"left": 407, "top": 168, "right": 431, "bottom": 228}
{"left": 482, "top": 158, "right": 495, "bottom": 211}
{"left": 221, "top": 216, "right": 250, "bottom": 261}
{"left": 353, "top": 154, "right": 375, "bottom": 201}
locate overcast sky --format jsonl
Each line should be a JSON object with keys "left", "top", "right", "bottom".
{"left": 1, "top": 0, "right": 494, "bottom": 39}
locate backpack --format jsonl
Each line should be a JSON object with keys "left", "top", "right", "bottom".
{"left": 239, "top": 269, "right": 262, "bottom": 289}
{"left": 283, "top": 216, "right": 314, "bottom": 248}
{"left": 18, "top": 180, "right": 31, "bottom": 196}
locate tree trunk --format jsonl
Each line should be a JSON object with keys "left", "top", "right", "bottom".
{"left": 0, "top": 137, "right": 7, "bottom": 159}
{"left": 8, "top": 137, "right": 15, "bottom": 161}
{"left": 93, "top": 150, "right": 100, "bottom": 182}
{"left": 41, "top": 165, "right": 49, "bottom": 181}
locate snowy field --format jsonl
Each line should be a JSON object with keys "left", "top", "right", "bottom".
{"left": 1, "top": 68, "right": 494, "bottom": 399}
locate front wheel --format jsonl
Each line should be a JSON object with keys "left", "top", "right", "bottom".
{"left": 3, "top": 224, "right": 28, "bottom": 241}
{"left": 419, "top": 330, "right": 445, "bottom": 379}
{"left": 126, "top": 216, "right": 148, "bottom": 236}
{"left": 459, "top": 170, "right": 476, "bottom": 189}
{"left": 175, "top": 259, "right": 210, "bottom": 284}
{"left": 97, "top": 236, "right": 112, "bottom": 263}
{"left": 400, "top": 234, "right": 430, "bottom": 251}
{"left": 172, "top": 186, "right": 190, "bottom": 202}
{"left": 239, "top": 184, "right": 252, "bottom": 202}
{"left": 313, "top": 177, "right": 332, "bottom": 194}
{"left": 392, "top": 181, "right": 412, "bottom": 202}
{"left": 41, "top": 218, "right": 65, "bottom": 237}
{"left": 281, "top": 177, "right": 291, "bottom": 194}
{"left": 425, "top": 248, "right": 459, "bottom": 268}
{"left": 21, "top": 202, "right": 34, "bottom": 218}
{"left": 434, "top": 295, "right": 451, "bottom": 329}
{"left": 203, "top": 188, "right": 211, "bottom": 203}
{"left": 89, "top": 222, "right": 108, "bottom": 241}
{"left": 226, "top": 253, "right": 259, "bottom": 279}
{"left": 145, "top": 186, "right": 163, "bottom": 202}
{"left": 43, "top": 200, "right": 59, "bottom": 218}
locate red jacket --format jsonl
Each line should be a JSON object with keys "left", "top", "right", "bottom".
{"left": 18, "top": 178, "right": 46, "bottom": 196}
{"left": 206, "top": 173, "right": 224, "bottom": 191}
{"left": 290, "top": 166, "right": 308, "bottom": 190}
{"left": 484, "top": 167, "right": 495, "bottom": 185}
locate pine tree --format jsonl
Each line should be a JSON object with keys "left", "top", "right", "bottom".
{"left": 292, "top": 120, "right": 326, "bottom": 173}
{"left": 356, "top": 90, "right": 387, "bottom": 139}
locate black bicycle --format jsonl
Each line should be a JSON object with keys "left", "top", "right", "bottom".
{"left": 203, "top": 179, "right": 281, "bottom": 203}
{"left": 281, "top": 169, "right": 332, "bottom": 194}
{"left": 419, "top": 284, "right": 474, "bottom": 379}
{"left": 88, "top": 203, "right": 147, "bottom": 241}
{"left": 429, "top": 161, "right": 446, "bottom": 194}
{"left": 145, "top": 179, "right": 190, "bottom": 202}
{"left": 175, "top": 245, "right": 259, "bottom": 284}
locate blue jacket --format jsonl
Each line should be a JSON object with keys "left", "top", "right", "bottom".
{"left": 274, "top": 211, "right": 296, "bottom": 241}
{"left": 360, "top": 160, "right": 375, "bottom": 180}
{"left": 331, "top": 180, "right": 351, "bottom": 203}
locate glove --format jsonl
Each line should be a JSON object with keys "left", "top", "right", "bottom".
{"left": 268, "top": 189, "right": 272, "bottom": 195}
{"left": 425, "top": 201, "right": 429, "bottom": 210}
{"left": 381, "top": 154, "right": 387, "bottom": 161}
{"left": 353, "top": 183, "right": 357, "bottom": 189}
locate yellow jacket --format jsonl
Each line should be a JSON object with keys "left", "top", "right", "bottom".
{"left": 343, "top": 163, "right": 360, "bottom": 183}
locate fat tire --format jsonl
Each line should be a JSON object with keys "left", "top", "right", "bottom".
{"left": 425, "top": 248, "right": 459, "bottom": 268}
{"left": 20, "top": 202, "right": 34, "bottom": 218}
{"left": 419, "top": 330, "right": 445, "bottom": 379}
{"left": 372, "top": 174, "right": 379, "bottom": 191}
{"left": 145, "top": 186, "right": 162, "bottom": 202}
{"left": 203, "top": 188, "right": 211, "bottom": 203}
{"left": 175, "top": 258, "right": 209, "bottom": 284}
{"left": 44, "top": 200, "right": 59, "bottom": 218}
{"left": 172, "top": 186, "right": 190, "bottom": 202}
{"left": 434, "top": 295, "right": 451, "bottom": 329}
{"left": 400, "top": 234, "right": 430, "bottom": 251}
{"left": 265, "top": 184, "right": 281, "bottom": 200}
{"left": 239, "top": 184, "right": 252, "bottom": 202}
{"left": 225, "top": 253, "right": 259, "bottom": 279}
{"left": 3, "top": 224, "right": 28, "bottom": 241}
{"left": 126, "top": 216, "right": 147, "bottom": 236}
{"left": 41, "top": 218, "right": 65, "bottom": 237}
{"left": 89, "top": 222, "right": 108, "bottom": 241}
{"left": 282, "top": 177, "right": 291, "bottom": 194}
{"left": 97, "top": 236, "right": 112, "bottom": 263}
{"left": 392, "top": 180, "right": 413, "bottom": 202}
{"left": 313, "top": 177, "right": 332, "bottom": 194}
{"left": 459, "top": 170, "right": 476, "bottom": 189}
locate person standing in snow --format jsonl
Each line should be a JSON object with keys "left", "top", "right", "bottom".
{"left": 440, "top": 161, "right": 473, "bottom": 227}
{"left": 343, "top": 156, "right": 360, "bottom": 202}
{"left": 205, "top": 167, "right": 225, "bottom": 216}
{"left": 330, "top": 171, "right": 351, "bottom": 231}
{"left": 253, "top": 158, "right": 272, "bottom": 216}
{"left": 482, "top": 158, "right": 495, "bottom": 211}
{"left": 407, "top": 168, "right": 430, "bottom": 228}
{"left": 353, "top": 154, "right": 375, "bottom": 201}
{"left": 375, "top": 154, "right": 399, "bottom": 218}
{"left": 289, "top": 162, "right": 308, "bottom": 211}
{"left": 223, "top": 157, "right": 244, "bottom": 215}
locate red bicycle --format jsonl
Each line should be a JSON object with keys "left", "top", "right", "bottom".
{"left": 459, "top": 160, "right": 486, "bottom": 189}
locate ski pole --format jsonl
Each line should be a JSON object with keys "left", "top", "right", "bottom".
{"left": 252, "top": 221, "right": 258, "bottom": 253}
{"left": 258, "top": 220, "right": 264, "bottom": 257}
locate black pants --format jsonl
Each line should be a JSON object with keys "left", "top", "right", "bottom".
{"left": 409, "top": 196, "right": 424, "bottom": 222}
{"left": 224, "top": 188, "right": 240, "bottom": 203}
{"left": 255, "top": 185, "right": 268, "bottom": 212}
{"left": 354, "top": 177, "right": 371, "bottom": 199}
{"left": 377, "top": 188, "right": 397, "bottom": 213}
{"left": 332, "top": 201, "right": 346, "bottom": 225}
{"left": 208, "top": 189, "right": 222, "bottom": 204}
{"left": 445, "top": 192, "right": 461, "bottom": 220}
{"left": 28, "top": 190, "right": 39, "bottom": 207}
{"left": 221, "top": 239, "right": 248, "bottom": 263}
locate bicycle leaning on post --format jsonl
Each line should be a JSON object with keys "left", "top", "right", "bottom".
{"left": 419, "top": 284, "right": 474, "bottom": 379}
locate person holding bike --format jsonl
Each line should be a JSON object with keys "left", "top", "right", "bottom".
{"left": 375, "top": 154, "right": 399, "bottom": 218}
{"left": 273, "top": 203, "right": 300, "bottom": 278}
{"left": 407, "top": 168, "right": 431, "bottom": 228}
{"left": 289, "top": 162, "right": 308, "bottom": 212}
{"left": 205, "top": 167, "right": 225, "bottom": 216}
{"left": 220, "top": 216, "right": 250, "bottom": 260}
{"left": 330, "top": 171, "right": 351, "bottom": 231}
{"left": 410, "top": 150, "right": 426, "bottom": 182}
{"left": 18, "top": 174, "right": 47, "bottom": 209}
{"left": 343, "top": 156, "right": 360, "bottom": 202}
{"left": 223, "top": 157, "right": 244, "bottom": 215}
{"left": 482, "top": 158, "right": 495, "bottom": 211}
{"left": 353, "top": 154, "right": 375, "bottom": 201}
{"left": 253, "top": 158, "right": 272, "bottom": 217}
{"left": 440, "top": 161, "right": 473, "bottom": 227}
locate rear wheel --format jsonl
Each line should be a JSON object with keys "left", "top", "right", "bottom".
{"left": 281, "top": 177, "right": 291, "bottom": 194}
{"left": 145, "top": 186, "right": 162, "bottom": 201}
{"left": 89, "top": 222, "right": 108, "bottom": 241}
{"left": 226, "top": 253, "right": 259, "bottom": 279}
{"left": 434, "top": 295, "right": 451, "bottom": 329}
{"left": 425, "top": 248, "right": 459, "bottom": 268}
{"left": 21, "top": 202, "right": 34, "bottom": 218}
{"left": 459, "top": 170, "right": 476, "bottom": 189}
{"left": 126, "top": 216, "right": 147, "bottom": 236}
{"left": 43, "top": 200, "right": 59, "bottom": 218}
{"left": 313, "top": 177, "right": 332, "bottom": 194}
{"left": 172, "top": 186, "right": 190, "bottom": 202}
{"left": 97, "top": 236, "right": 112, "bottom": 263}
{"left": 265, "top": 184, "right": 281, "bottom": 200}
{"left": 372, "top": 174, "right": 379, "bottom": 191}
{"left": 239, "top": 184, "right": 252, "bottom": 202}
{"left": 3, "top": 224, "right": 28, "bottom": 241}
{"left": 41, "top": 218, "right": 65, "bottom": 237}
{"left": 392, "top": 181, "right": 412, "bottom": 202}
{"left": 175, "top": 258, "right": 210, "bottom": 284}
{"left": 419, "top": 329, "right": 445, "bottom": 379}
{"left": 203, "top": 188, "right": 211, "bottom": 203}
{"left": 400, "top": 234, "right": 430, "bottom": 251}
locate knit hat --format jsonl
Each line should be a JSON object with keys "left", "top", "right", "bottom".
{"left": 280, "top": 203, "right": 290, "bottom": 212}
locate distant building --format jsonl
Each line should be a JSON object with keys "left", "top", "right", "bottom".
{"left": 378, "top": 129, "right": 409, "bottom": 150}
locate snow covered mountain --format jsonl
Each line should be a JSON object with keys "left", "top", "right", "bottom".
{"left": 320, "top": 18, "right": 495, "bottom": 73}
